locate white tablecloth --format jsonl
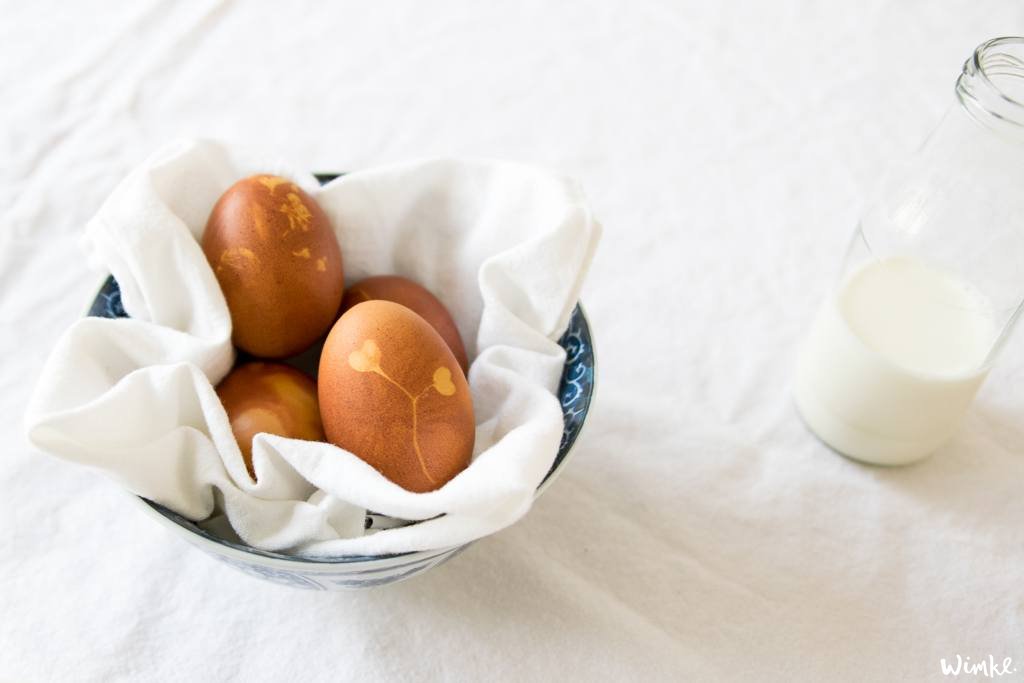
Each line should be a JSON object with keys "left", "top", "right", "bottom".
{"left": 4, "top": 2, "right": 1024, "bottom": 681}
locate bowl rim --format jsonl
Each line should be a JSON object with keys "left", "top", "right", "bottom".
{"left": 91, "top": 273, "right": 597, "bottom": 568}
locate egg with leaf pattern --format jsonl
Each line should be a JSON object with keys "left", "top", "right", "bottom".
{"left": 318, "top": 300, "right": 474, "bottom": 493}
{"left": 202, "top": 174, "right": 344, "bottom": 358}
{"left": 216, "top": 361, "right": 325, "bottom": 481}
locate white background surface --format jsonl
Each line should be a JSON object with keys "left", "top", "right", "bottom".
{"left": 3, "top": 1, "right": 1024, "bottom": 681}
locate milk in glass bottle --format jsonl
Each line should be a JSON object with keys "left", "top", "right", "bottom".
{"left": 795, "top": 37, "right": 1024, "bottom": 465}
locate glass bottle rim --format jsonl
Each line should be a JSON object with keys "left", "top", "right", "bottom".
{"left": 957, "top": 36, "right": 1024, "bottom": 132}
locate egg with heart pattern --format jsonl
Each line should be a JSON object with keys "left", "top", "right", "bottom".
{"left": 317, "top": 300, "right": 475, "bottom": 493}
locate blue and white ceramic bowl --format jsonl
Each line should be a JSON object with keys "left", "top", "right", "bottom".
{"left": 88, "top": 277, "right": 595, "bottom": 591}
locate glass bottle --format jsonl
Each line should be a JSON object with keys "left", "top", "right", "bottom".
{"left": 795, "top": 37, "right": 1024, "bottom": 466}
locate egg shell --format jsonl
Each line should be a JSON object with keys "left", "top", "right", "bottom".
{"left": 341, "top": 275, "right": 470, "bottom": 373}
{"left": 203, "top": 174, "right": 344, "bottom": 358}
{"left": 216, "top": 361, "right": 325, "bottom": 481}
{"left": 318, "top": 300, "right": 475, "bottom": 493}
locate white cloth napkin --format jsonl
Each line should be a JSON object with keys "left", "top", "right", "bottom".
{"left": 24, "top": 139, "right": 600, "bottom": 557}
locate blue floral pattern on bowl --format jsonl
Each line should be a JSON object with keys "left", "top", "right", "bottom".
{"left": 550, "top": 312, "right": 594, "bottom": 484}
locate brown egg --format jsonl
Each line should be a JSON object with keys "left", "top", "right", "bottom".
{"left": 341, "top": 275, "right": 470, "bottom": 374}
{"left": 318, "top": 300, "right": 475, "bottom": 493}
{"left": 203, "top": 174, "right": 344, "bottom": 358}
{"left": 216, "top": 362, "right": 325, "bottom": 481}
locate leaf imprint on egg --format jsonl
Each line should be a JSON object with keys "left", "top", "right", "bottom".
{"left": 278, "top": 192, "right": 312, "bottom": 236}
{"left": 347, "top": 339, "right": 457, "bottom": 485}
{"left": 216, "top": 247, "right": 259, "bottom": 273}
{"left": 257, "top": 175, "right": 289, "bottom": 193}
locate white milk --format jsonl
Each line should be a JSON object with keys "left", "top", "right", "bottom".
{"left": 795, "top": 257, "right": 995, "bottom": 465}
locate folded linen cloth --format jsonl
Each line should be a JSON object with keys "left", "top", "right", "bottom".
{"left": 25, "top": 140, "right": 600, "bottom": 556}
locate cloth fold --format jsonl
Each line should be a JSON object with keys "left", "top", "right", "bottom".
{"left": 25, "top": 139, "right": 601, "bottom": 557}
